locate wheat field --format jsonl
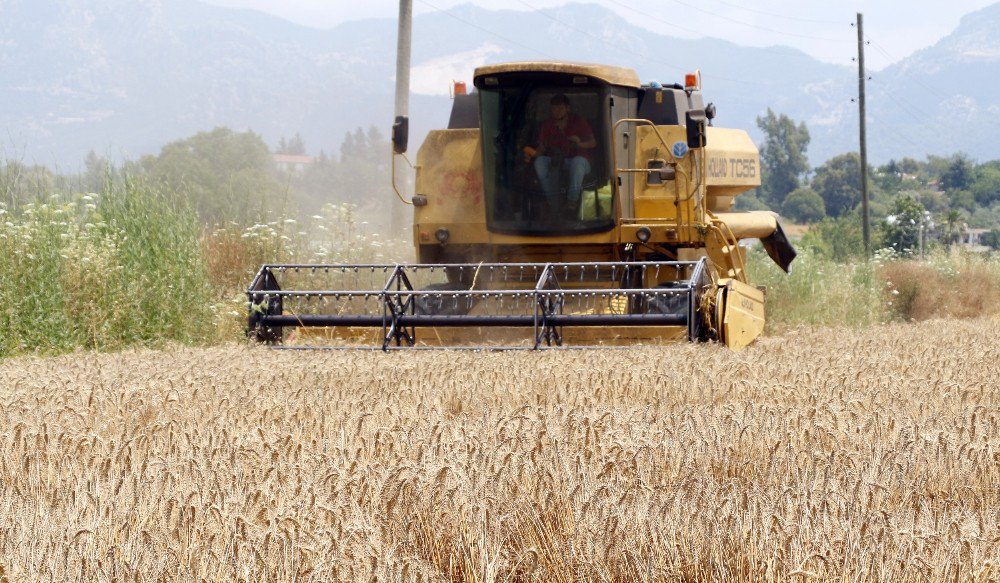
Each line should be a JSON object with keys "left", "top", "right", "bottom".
{"left": 0, "top": 319, "right": 997, "bottom": 582}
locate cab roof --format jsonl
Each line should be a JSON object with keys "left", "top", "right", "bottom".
{"left": 474, "top": 61, "right": 641, "bottom": 88}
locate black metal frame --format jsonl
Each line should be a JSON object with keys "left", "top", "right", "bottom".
{"left": 246, "top": 259, "right": 710, "bottom": 350}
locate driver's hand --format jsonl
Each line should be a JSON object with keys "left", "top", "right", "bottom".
{"left": 569, "top": 136, "right": 581, "bottom": 145}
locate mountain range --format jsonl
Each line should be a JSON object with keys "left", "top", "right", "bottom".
{"left": 1, "top": 0, "right": 999, "bottom": 168}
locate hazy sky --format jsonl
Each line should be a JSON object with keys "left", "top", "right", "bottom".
{"left": 202, "top": 0, "right": 996, "bottom": 68}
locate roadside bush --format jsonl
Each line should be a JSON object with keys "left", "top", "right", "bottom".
{"left": 0, "top": 176, "right": 216, "bottom": 357}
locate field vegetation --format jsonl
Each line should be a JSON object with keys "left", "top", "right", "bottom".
{"left": 2, "top": 123, "right": 1000, "bottom": 582}
{"left": 3, "top": 121, "right": 1000, "bottom": 356}
{"left": 0, "top": 319, "right": 996, "bottom": 581}
{"left": 3, "top": 167, "right": 1000, "bottom": 357}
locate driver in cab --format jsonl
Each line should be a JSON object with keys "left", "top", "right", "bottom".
{"left": 523, "top": 93, "right": 596, "bottom": 208}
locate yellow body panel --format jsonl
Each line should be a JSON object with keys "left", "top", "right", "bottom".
{"left": 704, "top": 127, "right": 762, "bottom": 207}
{"left": 718, "top": 278, "right": 766, "bottom": 351}
{"left": 413, "top": 129, "right": 486, "bottom": 244}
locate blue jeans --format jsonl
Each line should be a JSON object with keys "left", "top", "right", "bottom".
{"left": 534, "top": 156, "right": 591, "bottom": 201}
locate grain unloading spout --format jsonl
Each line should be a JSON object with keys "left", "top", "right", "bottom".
{"left": 711, "top": 211, "right": 797, "bottom": 273}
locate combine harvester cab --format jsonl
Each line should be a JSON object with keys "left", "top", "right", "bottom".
{"left": 248, "top": 61, "right": 795, "bottom": 350}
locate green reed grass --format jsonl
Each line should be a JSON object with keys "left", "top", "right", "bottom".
{"left": 748, "top": 244, "right": 1000, "bottom": 331}
{"left": 0, "top": 175, "right": 215, "bottom": 357}
{"left": 747, "top": 246, "right": 889, "bottom": 331}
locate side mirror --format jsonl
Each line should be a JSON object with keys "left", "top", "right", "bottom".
{"left": 392, "top": 115, "right": 409, "bottom": 154}
{"left": 686, "top": 109, "right": 707, "bottom": 149}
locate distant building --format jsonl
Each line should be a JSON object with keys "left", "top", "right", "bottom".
{"left": 272, "top": 154, "right": 315, "bottom": 173}
{"left": 964, "top": 227, "right": 991, "bottom": 250}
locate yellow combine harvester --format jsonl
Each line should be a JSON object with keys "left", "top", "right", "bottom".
{"left": 247, "top": 60, "right": 795, "bottom": 350}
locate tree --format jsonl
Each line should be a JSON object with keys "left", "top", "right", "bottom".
{"left": 756, "top": 109, "right": 810, "bottom": 208}
{"left": 140, "top": 127, "right": 283, "bottom": 223}
{"left": 981, "top": 228, "right": 1000, "bottom": 250}
{"left": 781, "top": 187, "right": 825, "bottom": 223}
{"left": 0, "top": 161, "right": 57, "bottom": 210}
{"left": 940, "top": 153, "right": 974, "bottom": 191}
{"left": 799, "top": 213, "right": 865, "bottom": 262}
{"left": 896, "top": 157, "right": 920, "bottom": 175}
{"left": 81, "top": 151, "right": 111, "bottom": 193}
{"left": 285, "top": 126, "right": 393, "bottom": 219}
{"left": 811, "top": 153, "right": 863, "bottom": 217}
{"left": 971, "top": 164, "right": 1000, "bottom": 206}
{"left": 276, "top": 133, "right": 307, "bottom": 156}
{"left": 733, "top": 191, "right": 771, "bottom": 211}
{"left": 875, "top": 160, "right": 903, "bottom": 193}
{"left": 878, "top": 195, "right": 927, "bottom": 255}
{"left": 938, "top": 209, "right": 965, "bottom": 246}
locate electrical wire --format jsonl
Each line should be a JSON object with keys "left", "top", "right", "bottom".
{"left": 868, "top": 76, "right": 942, "bottom": 138}
{"left": 867, "top": 37, "right": 952, "bottom": 101}
{"left": 515, "top": 0, "right": 779, "bottom": 87}
{"left": 512, "top": 0, "right": 686, "bottom": 73}
{"left": 415, "top": 0, "right": 559, "bottom": 59}
{"left": 705, "top": 0, "right": 844, "bottom": 25}
{"left": 616, "top": 0, "right": 852, "bottom": 43}
{"left": 601, "top": 0, "right": 706, "bottom": 37}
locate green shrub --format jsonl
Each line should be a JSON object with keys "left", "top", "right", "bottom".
{"left": 747, "top": 245, "right": 887, "bottom": 331}
{"left": 798, "top": 214, "right": 866, "bottom": 262}
{"left": 0, "top": 175, "right": 216, "bottom": 357}
{"left": 781, "top": 187, "right": 825, "bottom": 223}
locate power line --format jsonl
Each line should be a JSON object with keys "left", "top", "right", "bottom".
{"left": 867, "top": 37, "right": 952, "bottom": 101}
{"left": 415, "top": 0, "right": 558, "bottom": 59}
{"left": 602, "top": 0, "right": 707, "bottom": 37}
{"left": 868, "top": 77, "right": 941, "bottom": 137}
{"left": 704, "top": 0, "right": 844, "bottom": 25}
{"left": 514, "top": 0, "right": 688, "bottom": 72}
{"left": 643, "top": 0, "right": 852, "bottom": 43}
{"left": 513, "top": 0, "right": 776, "bottom": 87}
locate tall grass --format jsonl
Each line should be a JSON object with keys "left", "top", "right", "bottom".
{"left": 881, "top": 248, "right": 1000, "bottom": 321}
{"left": 747, "top": 246, "right": 887, "bottom": 330}
{"left": 199, "top": 204, "right": 409, "bottom": 339}
{"left": 0, "top": 175, "right": 215, "bottom": 357}
{"left": 0, "top": 165, "right": 412, "bottom": 357}
{"left": 748, "top": 244, "right": 1000, "bottom": 331}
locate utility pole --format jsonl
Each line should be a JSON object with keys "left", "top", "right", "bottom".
{"left": 857, "top": 13, "right": 871, "bottom": 256}
{"left": 391, "top": 0, "right": 413, "bottom": 239}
